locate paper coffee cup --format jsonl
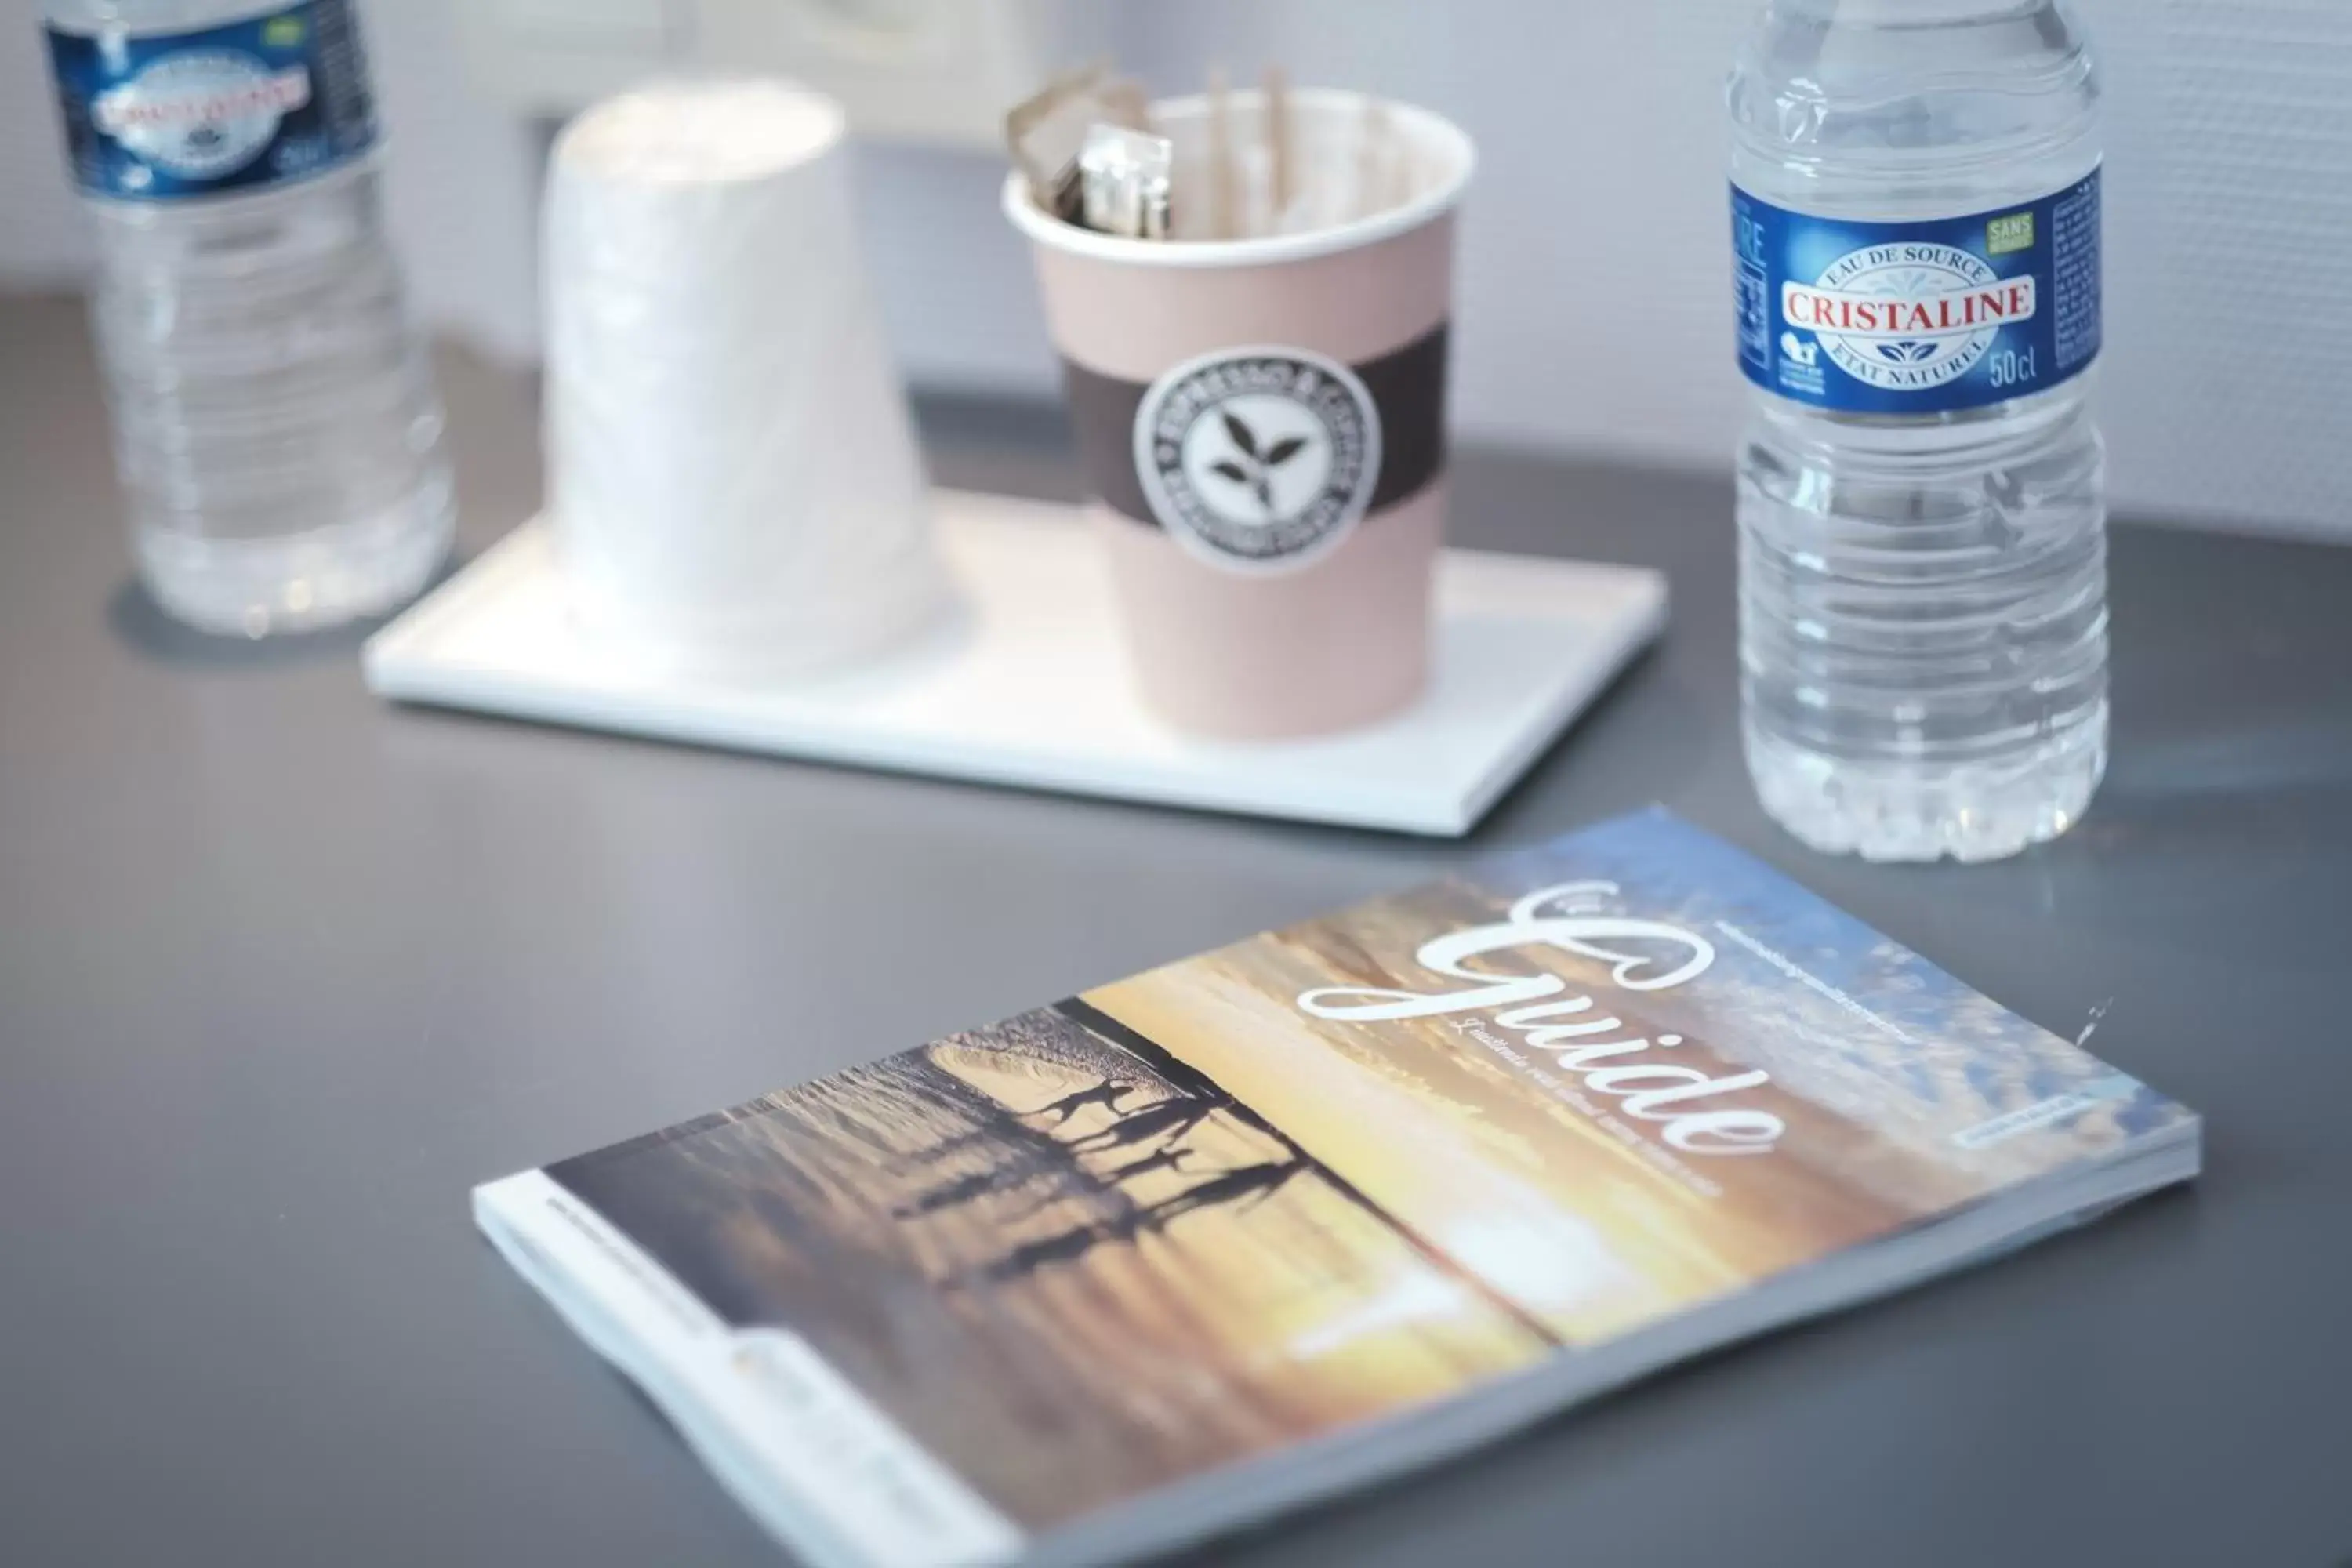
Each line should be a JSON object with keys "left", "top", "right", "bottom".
{"left": 1007, "top": 89, "right": 1474, "bottom": 739}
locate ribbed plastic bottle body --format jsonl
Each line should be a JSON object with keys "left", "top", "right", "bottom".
{"left": 1730, "top": 0, "right": 2106, "bottom": 862}
{"left": 45, "top": 0, "right": 452, "bottom": 634}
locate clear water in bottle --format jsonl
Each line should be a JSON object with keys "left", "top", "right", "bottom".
{"left": 1729, "top": 0, "right": 2107, "bottom": 862}
{"left": 42, "top": 0, "right": 452, "bottom": 636}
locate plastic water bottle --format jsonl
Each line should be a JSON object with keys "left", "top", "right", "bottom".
{"left": 42, "top": 0, "right": 453, "bottom": 637}
{"left": 1729, "top": 1, "right": 2106, "bottom": 862}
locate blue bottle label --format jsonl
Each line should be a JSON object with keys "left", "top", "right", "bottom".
{"left": 1732, "top": 169, "right": 2101, "bottom": 413}
{"left": 45, "top": 0, "right": 378, "bottom": 201}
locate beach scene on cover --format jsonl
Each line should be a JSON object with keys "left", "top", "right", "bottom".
{"left": 545, "top": 810, "right": 2189, "bottom": 1532}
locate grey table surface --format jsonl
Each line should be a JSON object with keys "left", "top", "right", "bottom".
{"left": 3, "top": 289, "right": 2349, "bottom": 1568}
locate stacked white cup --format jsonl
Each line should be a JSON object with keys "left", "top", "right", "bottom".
{"left": 543, "top": 79, "right": 948, "bottom": 676}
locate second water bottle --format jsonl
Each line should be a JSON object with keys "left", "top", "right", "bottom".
{"left": 1730, "top": 0, "right": 2108, "bottom": 862}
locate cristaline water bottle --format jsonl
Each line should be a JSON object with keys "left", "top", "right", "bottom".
{"left": 42, "top": 0, "right": 453, "bottom": 636}
{"left": 1729, "top": 0, "right": 2107, "bottom": 862}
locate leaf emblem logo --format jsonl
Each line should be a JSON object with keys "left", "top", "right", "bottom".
{"left": 1207, "top": 412, "right": 1316, "bottom": 516}
{"left": 1130, "top": 344, "right": 1384, "bottom": 575}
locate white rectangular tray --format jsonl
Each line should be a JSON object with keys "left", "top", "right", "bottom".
{"left": 363, "top": 490, "right": 1666, "bottom": 837}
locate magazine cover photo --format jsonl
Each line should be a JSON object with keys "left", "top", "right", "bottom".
{"left": 543, "top": 812, "right": 2187, "bottom": 1531}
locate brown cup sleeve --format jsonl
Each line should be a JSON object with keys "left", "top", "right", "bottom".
{"left": 1061, "top": 322, "right": 1452, "bottom": 528}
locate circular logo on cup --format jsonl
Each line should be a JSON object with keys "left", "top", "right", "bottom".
{"left": 1131, "top": 346, "right": 1383, "bottom": 574}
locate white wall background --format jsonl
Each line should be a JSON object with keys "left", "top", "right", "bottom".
{"left": 4, "top": 1, "right": 2348, "bottom": 539}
